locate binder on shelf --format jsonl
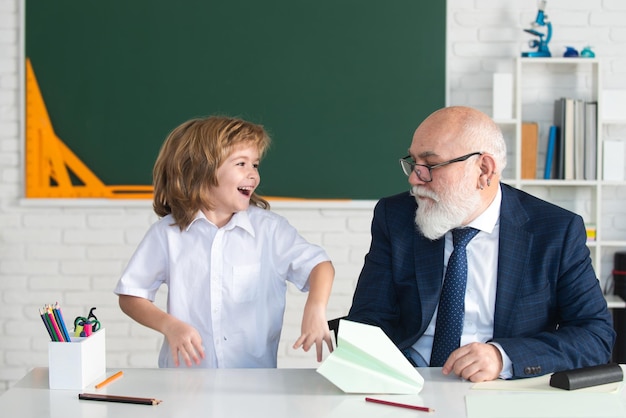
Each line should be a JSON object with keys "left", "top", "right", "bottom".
{"left": 521, "top": 122, "right": 538, "bottom": 179}
{"left": 553, "top": 99, "right": 564, "bottom": 179}
{"left": 553, "top": 98, "right": 575, "bottom": 180}
{"left": 584, "top": 102, "right": 597, "bottom": 180}
{"left": 563, "top": 98, "right": 575, "bottom": 180}
{"left": 544, "top": 125, "right": 558, "bottom": 179}
{"left": 574, "top": 99, "right": 585, "bottom": 180}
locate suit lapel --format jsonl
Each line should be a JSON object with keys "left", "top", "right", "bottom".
{"left": 493, "top": 185, "right": 533, "bottom": 337}
{"left": 414, "top": 232, "right": 445, "bottom": 334}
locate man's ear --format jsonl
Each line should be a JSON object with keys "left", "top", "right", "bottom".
{"left": 479, "top": 153, "right": 497, "bottom": 176}
{"left": 478, "top": 154, "right": 497, "bottom": 189}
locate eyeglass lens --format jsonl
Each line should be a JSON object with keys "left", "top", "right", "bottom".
{"left": 400, "top": 159, "right": 432, "bottom": 181}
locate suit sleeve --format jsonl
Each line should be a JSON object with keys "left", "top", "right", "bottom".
{"left": 493, "top": 214, "right": 616, "bottom": 378}
{"left": 347, "top": 198, "right": 402, "bottom": 339}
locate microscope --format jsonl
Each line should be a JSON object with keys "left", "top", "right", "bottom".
{"left": 521, "top": 0, "right": 552, "bottom": 57}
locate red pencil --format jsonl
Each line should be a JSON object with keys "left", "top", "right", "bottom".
{"left": 365, "top": 397, "right": 434, "bottom": 413}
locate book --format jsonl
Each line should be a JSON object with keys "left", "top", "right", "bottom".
{"left": 544, "top": 125, "right": 557, "bottom": 179}
{"left": 553, "top": 98, "right": 575, "bottom": 180}
{"left": 553, "top": 99, "right": 565, "bottom": 179}
{"left": 586, "top": 224, "right": 597, "bottom": 242}
{"left": 521, "top": 122, "right": 538, "bottom": 179}
{"left": 316, "top": 319, "right": 424, "bottom": 394}
{"left": 563, "top": 98, "right": 575, "bottom": 180}
{"left": 574, "top": 99, "right": 585, "bottom": 180}
{"left": 584, "top": 101, "right": 597, "bottom": 180}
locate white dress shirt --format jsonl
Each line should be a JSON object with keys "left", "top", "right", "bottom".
{"left": 114, "top": 205, "right": 330, "bottom": 368}
{"left": 410, "top": 186, "right": 513, "bottom": 377}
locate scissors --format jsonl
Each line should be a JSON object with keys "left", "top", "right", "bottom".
{"left": 74, "top": 307, "right": 101, "bottom": 337}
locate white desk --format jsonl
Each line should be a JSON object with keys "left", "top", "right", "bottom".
{"left": 0, "top": 367, "right": 624, "bottom": 418}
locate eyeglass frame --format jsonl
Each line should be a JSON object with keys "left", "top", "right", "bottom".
{"left": 399, "top": 152, "right": 483, "bottom": 182}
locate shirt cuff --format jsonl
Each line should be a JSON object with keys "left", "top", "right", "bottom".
{"left": 488, "top": 342, "right": 513, "bottom": 379}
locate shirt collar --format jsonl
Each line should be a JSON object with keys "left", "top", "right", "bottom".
{"left": 186, "top": 209, "right": 256, "bottom": 237}
{"left": 466, "top": 184, "right": 501, "bottom": 234}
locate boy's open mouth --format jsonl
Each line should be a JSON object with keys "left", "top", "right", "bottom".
{"left": 238, "top": 186, "right": 252, "bottom": 196}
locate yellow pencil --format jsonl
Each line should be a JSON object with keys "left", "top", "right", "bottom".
{"left": 95, "top": 371, "right": 123, "bottom": 389}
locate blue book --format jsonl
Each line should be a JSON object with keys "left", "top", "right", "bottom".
{"left": 544, "top": 125, "right": 557, "bottom": 179}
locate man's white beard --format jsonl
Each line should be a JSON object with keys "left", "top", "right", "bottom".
{"left": 412, "top": 174, "right": 481, "bottom": 240}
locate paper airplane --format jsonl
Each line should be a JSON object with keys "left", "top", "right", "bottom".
{"left": 317, "top": 319, "right": 424, "bottom": 394}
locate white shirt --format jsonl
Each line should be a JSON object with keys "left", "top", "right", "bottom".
{"left": 114, "top": 205, "right": 330, "bottom": 368}
{"left": 411, "top": 186, "right": 512, "bottom": 376}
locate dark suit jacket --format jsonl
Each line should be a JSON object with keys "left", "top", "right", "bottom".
{"left": 347, "top": 184, "right": 615, "bottom": 378}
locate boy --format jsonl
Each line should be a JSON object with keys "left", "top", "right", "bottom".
{"left": 115, "top": 116, "right": 334, "bottom": 368}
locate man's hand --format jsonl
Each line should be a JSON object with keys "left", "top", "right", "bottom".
{"left": 441, "top": 342, "right": 503, "bottom": 382}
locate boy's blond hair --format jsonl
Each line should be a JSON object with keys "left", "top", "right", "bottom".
{"left": 153, "top": 116, "right": 271, "bottom": 230}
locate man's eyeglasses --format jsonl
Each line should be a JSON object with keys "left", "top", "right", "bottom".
{"left": 399, "top": 152, "right": 483, "bottom": 182}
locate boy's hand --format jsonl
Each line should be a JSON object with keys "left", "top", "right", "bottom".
{"left": 293, "top": 304, "right": 333, "bottom": 362}
{"left": 163, "top": 319, "right": 205, "bottom": 367}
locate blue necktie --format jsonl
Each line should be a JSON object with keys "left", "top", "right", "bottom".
{"left": 430, "top": 227, "right": 479, "bottom": 367}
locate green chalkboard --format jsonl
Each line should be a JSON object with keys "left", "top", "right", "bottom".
{"left": 25, "top": 1, "right": 445, "bottom": 199}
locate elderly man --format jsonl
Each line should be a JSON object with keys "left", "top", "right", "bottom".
{"left": 347, "top": 106, "right": 615, "bottom": 381}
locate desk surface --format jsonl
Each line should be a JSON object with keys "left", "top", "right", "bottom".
{"left": 1, "top": 367, "right": 625, "bottom": 418}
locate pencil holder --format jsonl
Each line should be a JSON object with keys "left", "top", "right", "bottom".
{"left": 48, "top": 328, "right": 106, "bottom": 390}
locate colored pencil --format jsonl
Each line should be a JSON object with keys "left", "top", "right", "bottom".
{"left": 95, "top": 371, "right": 124, "bottom": 389}
{"left": 42, "top": 307, "right": 58, "bottom": 341}
{"left": 46, "top": 306, "right": 65, "bottom": 342}
{"left": 78, "top": 393, "right": 162, "bottom": 405}
{"left": 39, "top": 308, "right": 54, "bottom": 340}
{"left": 54, "top": 302, "right": 72, "bottom": 342}
{"left": 365, "top": 397, "right": 434, "bottom": 413}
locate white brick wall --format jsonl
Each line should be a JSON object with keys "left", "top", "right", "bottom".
{"left": 1, "top": 0, "right": 626, "bottom": 393}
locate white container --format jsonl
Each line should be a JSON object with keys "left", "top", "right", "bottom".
{"left": 602, "top": 90, "right": 626, "bottom": 121}
{"left": 492, "top": 73, "right": 514, "bottom": 120}
{"left": 48, "top": 328, "right": 106, "bottom": 390}
{"left": 603, "top": 140, "right": 625, "bottom": 181}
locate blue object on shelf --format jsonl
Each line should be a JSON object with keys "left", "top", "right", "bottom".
{"left": 563, "top": 46, "right": 579, "bottom": 57}
{"left": 544, "top": 126, "right": 557, "bottom": 180}
{"left": 581, "top": 46, "right": 596, "bottom": 58}
{"left": 521, "top": 0, "right": 552, "bottom": 57}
